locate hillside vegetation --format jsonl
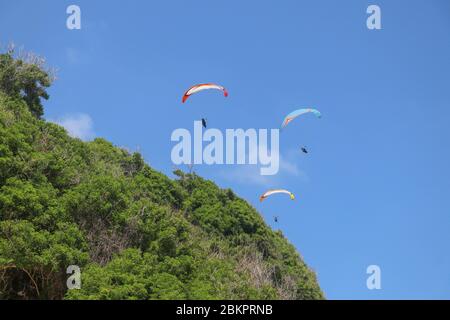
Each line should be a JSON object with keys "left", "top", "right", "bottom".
{"left": 0, "top": 50, "right": 324, "bottom": 300}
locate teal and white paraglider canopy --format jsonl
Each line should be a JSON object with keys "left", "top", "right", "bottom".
{"left": 281, "top": 108, "right": 322, "bottom": 128}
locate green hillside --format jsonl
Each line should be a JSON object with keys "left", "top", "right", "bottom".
{"left": 0, "top": 51, "right": 324, "bottom": 300}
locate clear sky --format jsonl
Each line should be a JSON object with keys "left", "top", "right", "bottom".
{"left": 1, "top": 0, "right": 449, "bottom": 299}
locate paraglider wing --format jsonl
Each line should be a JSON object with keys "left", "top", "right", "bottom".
{"left": 260, "top": 189, "right": 295, "bottom": 202}
{"left": 281, "top": 108, "right": 321, "bottom": 128}
{"left": 182, "top": 83, "right": 228, "bottom": 103}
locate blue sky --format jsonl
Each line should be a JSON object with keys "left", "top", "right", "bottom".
{"left": 1, "top": 0, "right": 450, "bottom": 299}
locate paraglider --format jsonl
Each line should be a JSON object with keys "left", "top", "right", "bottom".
{"left": 201, "top": 118, "right": 207, "bottom": 128}
{"left": 260, "top": 189, "right": 295, "bottom": 202}
{"left": 281, "top": 108, "right": 321, "bottom": 129}
{"left": 274, "top": 216, "right": 279, "bottom": 223}
{"left": 182, "top": 83, "right": 228, "bottom": 103}
{"left": 301, "top": 147, "right": 308, "bottom": 154}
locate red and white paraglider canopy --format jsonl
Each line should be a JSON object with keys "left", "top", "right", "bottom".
{"left": 182, "top": 83, "right": 228, "bottom": 103}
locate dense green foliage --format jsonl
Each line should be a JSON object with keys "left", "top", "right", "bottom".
{"left": 0, "top": 50, "right": 52, "bottom": 118}
{"left": 0, "top": 52, "right": 324, "bottom": 300}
